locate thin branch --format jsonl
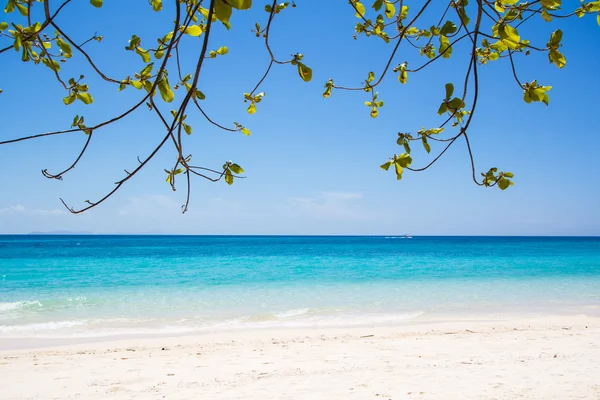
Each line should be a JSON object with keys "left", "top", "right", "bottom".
{"left": 41, "top": 132, "right": 93, "bottom": 180}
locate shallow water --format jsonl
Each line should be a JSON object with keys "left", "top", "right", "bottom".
{"left": 1, "top": 235, "right": 599, "bottom": 339}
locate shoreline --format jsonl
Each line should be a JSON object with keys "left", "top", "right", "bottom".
{"left": 2, "top": 314, "right": 599, "bottom": 399}
{"left": 0, "top": 304, "right": 600, "bottom": 354}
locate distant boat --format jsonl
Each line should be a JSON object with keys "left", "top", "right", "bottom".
{"left": 403, "top": 235, "right": 413, "bottom": 239}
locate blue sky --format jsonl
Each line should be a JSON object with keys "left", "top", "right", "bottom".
{"left": 0, "top": 2, "right": 599, "bottom": 235}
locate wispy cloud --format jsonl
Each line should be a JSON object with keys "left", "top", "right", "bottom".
{"left": 287, "top": 191, "right": 374, "bottom": 221}
{"left": 32, "top": 208, "right": 67, "bottom": 215}
{"left": 0, "top": 204, "right": 25, "bottom": 214}
{"left": 0, "top": 204, "right": 66, "bottom": 215}
{"left": 118, "top": 195, "right": 181, "bottom": 216}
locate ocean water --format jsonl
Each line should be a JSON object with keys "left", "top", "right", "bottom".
{"left": 1, "top": 235, "right": 599, "bottom": 340}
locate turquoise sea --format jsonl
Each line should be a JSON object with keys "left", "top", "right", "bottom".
{"left": 1, "top": 235, "right": 599, "bottom": 341}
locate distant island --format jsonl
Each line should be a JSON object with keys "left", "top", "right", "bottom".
{"left": 27, "top": 231, "right": 96, "bottom": 235}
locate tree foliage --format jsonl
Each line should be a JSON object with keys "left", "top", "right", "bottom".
{"left": 0, "top": 0, "right": 598, "bottom": 213}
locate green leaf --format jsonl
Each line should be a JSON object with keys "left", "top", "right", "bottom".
{"left": 439, "top": 35, "right": 452, "bottom": 58}
{"left": 76, "top": 92, "right": 93, "bottom": 104}
{"left": 456, "top": 5, "right": 470, "bottom": 26}
{"left": 143, "top": 80, "right": 153, "bottom": 93}
{"left": 490, "top": 40, "right": 508, "bottom": 53}
{"left": 136, "top": 47, "right": 151, "bottom": 63}
{"left": 214, "top": 0, "right": 233, "bottom": 24}
{"left": 297, "top": 62, "right": 312, "bottom": 82}
{"left": 548, "top": 29, "right": 562, "bottom": 46}
{"left": 184, "top": 25, "right": 202, "bottom": 36}
{"left": 4, "top": 0, "right": 14, "bottom": 13}
{"left": 195, "top": 89, "right": 206, "bottom": 100}
{"left": 247, "top": 102, "right": 256, "bottom": 114}
{"left": 399, "top": 5, "right": 408, "bottom": 19}
{"left": 183, "top": 123, "right": 192, "bottom": 135}
{"left": 367, "top": 71, "right": 375, "bottom": 83}
{"left": 21, "top": 47, "right": 30, "bottom": 62}
{"left": 354, "top": 1, "right": 366, "bottom": 18}
{"left": 241, "top": 127, "right": 251, "bottom": 136}
{"left": 229, "top": 163, "right": 244, "bottom": 174}
{"left": 63, "top": 94, "right": 76, "bottom": 105}
{"left": 394, "top": 162, "right": 403, "bottom": 180}
{"left": 0, "top": 22, "right": 7, "bottom": 30}
{"left": 253, "top": 92, "right": 265, "bottom": 102}
{"left": 439, "top": 20, "right": 457, "bottom": 35}
{"left": 41, "top": 57, "right": 60, "bottom": 72}
{"left": 541, "top": 9, "right": 552, "bottom": 22}
{"left": 372, "top": 0, "right": 383, "bottom": 11}
{"left": 398, "top": 69, "right": 407, "bottom": 84}
{"left": 404, "top": 27, "right": 417, "bottom": 36}
{"left": 422, "top": 137, "right": 431, "bottom": 153}
{"left": 56, "top": 38, "right": 72, "bottom": 56}
{"left": 497, "top": 177, "right": 513, "bottom": 190}
{"left": 589, "top": 1, "right": 600, "bottom": 12}
{"left": 225, "top": 170, "right": 234, "bottom": 185}
{"left": 380, "top": 161, "right": 393, "bottom": 171}
{"left": 396, "top": 153, "right": 412, "bottom": 168}
{"left": 524, "top": 81, "right": 552, "bottom": 106}
{"left": 548, "top": 49, "right": 566, "bottom": 68}
{"left": 158, "top": 79, "right": 175, "bottom": 103}
{"left": 540, "top": 0, "right": 561, "bottom": 9}
{"left": 140, "top": 62, "right": 154, "bottom": 78}
{"left": 130, "top": 80, "right": 143, "bottom": 89}
{"left": 228, "top": 0, "right": 252, "bottom": 9}
{"left": 15, "top": 1, "right": 27, "bottom": 15}
{"left": 90, "top": 0, "right": 102, "bottom": 8}
{"left": 403, "top": 140, "right": 411, "bottom": 154}
{"left": 151, "top": 0, "right": 162, "bottom": 11}
{"left": 384, "top": 1, "right": 395, "bottom": 19}
{"left": 498, "top": 23, "right": 520, "bottom": 49}
{"left": 217, "top": 46, "right": 228, "bottom": 55}
{"left": 448, "top": 97, "right": 464, "bottom": 110}
{"left": 126, "top": 35, "right": 140, "bottom": 50}
{"left": 437, "top": 102, "right": 448, "bottom": 115}
{"left": 445, "top": 83, "right": 454, "bottom": 100}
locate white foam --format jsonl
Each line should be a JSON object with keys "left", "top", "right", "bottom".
{"left": 300, "top": 311, "right": 425, "bottom": 327}
{"left": 275, "top": 308, "right": 310, "bottom": 318}
{"left": 67, "top": 297, "right": 87, "bottom": 302}
{"left": 0, "top": 301, "right": 42, "bottom": 312}
{"left": 221, "top": 311, "right": 425, "bottom": 330}
{"left": 0, "top": 320, "right": 86, "bottom": 332}
{"left": 0, "top": 311, "right": 425, "bottom": 339}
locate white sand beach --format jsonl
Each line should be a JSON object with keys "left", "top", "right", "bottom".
{"left": 2, "top": 314, "right": 599, "bottom": 399}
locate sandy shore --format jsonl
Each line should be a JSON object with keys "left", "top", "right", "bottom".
{"left": 2, "top": 315, "right": 599, "bottom": 399}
